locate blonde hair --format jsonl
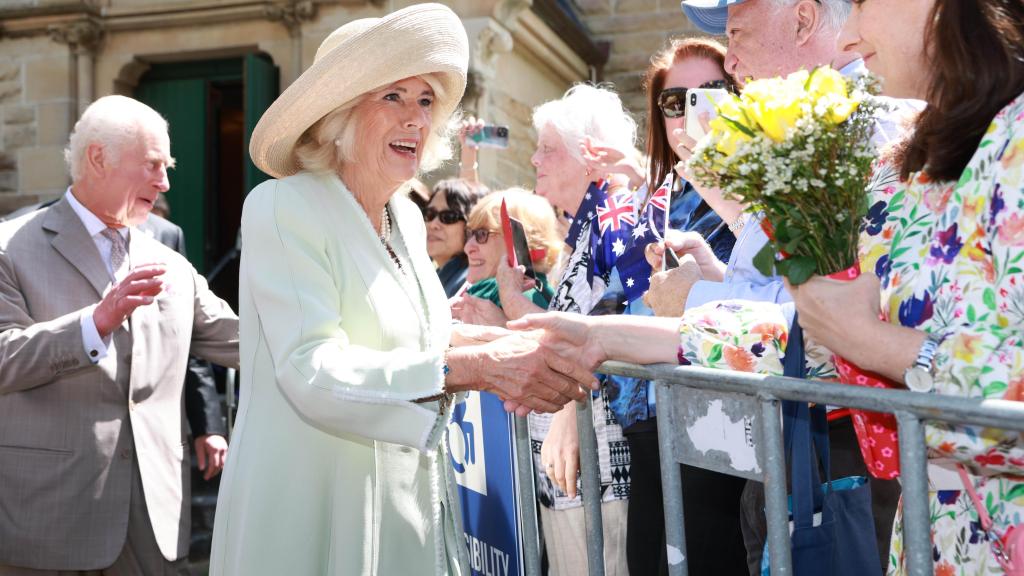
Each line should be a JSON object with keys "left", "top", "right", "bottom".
{"left": 294, "top": 73, "right": 456, "bottom": 174}
{"left": 467, "top": 189, "right": 562, "bottom": 274}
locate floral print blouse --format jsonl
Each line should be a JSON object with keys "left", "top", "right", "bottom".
{"left": 867, "top": 93, "right": 1024, "bottom": 575}
{"left": 673, "top": 92, "right": 1024, "bottom": 574}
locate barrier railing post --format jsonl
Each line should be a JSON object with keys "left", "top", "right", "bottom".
{"left": 514, "top": 415, "right": 543, "bottom": 576}
{"left": 655, "top": 380, "right": 688, "bottom": 576}
{"left": 577, "top": 395, "right": 605, "bottom": 576}
{"left": 760, "top": 397, "right": 792, "bottom": 575}
{"left": 895, "top": 411, "right": 934, "bottom": 576}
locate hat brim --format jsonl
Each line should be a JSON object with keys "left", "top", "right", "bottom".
{"left": 249, "top": 4, "right": 469, "bottom": 179}
{"left": 680, "top": 1, "right": 730, "bottom": 35}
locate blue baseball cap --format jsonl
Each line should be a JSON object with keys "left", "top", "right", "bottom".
{"left": 680, "top": 0, "right": 747, "bottom": 35}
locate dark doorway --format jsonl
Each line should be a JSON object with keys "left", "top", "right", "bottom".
{"left": 135, "top": 54, "right": 278, "bottom": 310}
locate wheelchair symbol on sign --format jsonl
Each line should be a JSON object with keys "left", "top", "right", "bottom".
{"left": 446, "top": 392, "right": 488, "bottom": 495}
{"left": 448, "top": 400, "right": 476, "bottom": 473}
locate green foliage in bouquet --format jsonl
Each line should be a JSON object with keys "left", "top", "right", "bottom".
{"left": 688, "top": 67, "right": 885, "bottom": 285}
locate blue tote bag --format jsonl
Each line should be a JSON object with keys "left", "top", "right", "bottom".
{"left": 762, "top": 315, "right": 881, "bottom": 576}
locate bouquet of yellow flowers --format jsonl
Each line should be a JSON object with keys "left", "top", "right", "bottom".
{"left": 688, "top": 67, "right": 883, "bottom": 285}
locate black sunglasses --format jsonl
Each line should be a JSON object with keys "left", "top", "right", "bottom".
{"left": 657, "top": 80, "right": 734, "bottom": 119}
{"left": 423, "top": 207, "right": 464, "bottom": 225}
{"left": 465, "top": 228, "right": 499, "bottom": 244}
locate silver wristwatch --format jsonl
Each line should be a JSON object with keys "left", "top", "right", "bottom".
{"left": 728, "top": 214, "right": 746, "bottom": 235}
{"left": 904, "top": 332, "right": 944, "bottom": 393}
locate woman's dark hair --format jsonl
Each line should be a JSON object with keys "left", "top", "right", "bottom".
{"left": 642, "top": 37, "right": 734, "bottom": 195}
{"left": 901, "top": 0, "right": 1024, "bottom": 181}
{"left": 429, "top": 178, "right": 490, "bottom": 221}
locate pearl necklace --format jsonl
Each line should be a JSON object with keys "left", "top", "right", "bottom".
{"left": 379, "top": 207, "right": 392, "bottom": 245}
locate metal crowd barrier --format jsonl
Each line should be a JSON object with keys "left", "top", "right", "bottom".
{"left": 511, "top": 361, "right": 1024, "bottom": 576}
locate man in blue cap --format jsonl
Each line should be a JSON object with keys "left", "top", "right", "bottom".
{"left": 680, "top": 0, "right": 860, "bottom": 82}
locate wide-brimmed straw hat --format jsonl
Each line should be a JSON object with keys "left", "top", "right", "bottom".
{"left": 249, "top": 3, "right": 469, "bottom": 179}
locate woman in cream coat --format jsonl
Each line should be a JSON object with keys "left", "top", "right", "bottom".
{"left": 209, "top": 5, "right": 596, "bottom": 575}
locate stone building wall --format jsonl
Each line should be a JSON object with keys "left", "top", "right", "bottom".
{"left": 0, "top": 34, "right": 74, "bottom": 214}
{"left": 0, "top": 0, "right": 713, "bottom": 211}
{"left": 576, "top": 0, "right": 702, "bottom": 143}
{"left": 0, "top": 0, "right": 596, "bottom": 214}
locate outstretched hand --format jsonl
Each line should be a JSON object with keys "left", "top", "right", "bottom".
{"left": 470, "top": 329, "right": 599, "bottom": 417}
{"left": 507, "top": 312, "right": 608, "bottom": 373}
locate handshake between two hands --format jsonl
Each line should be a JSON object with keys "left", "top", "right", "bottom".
{"left": 451, "top": 313, "right": 608, "bottom": 418}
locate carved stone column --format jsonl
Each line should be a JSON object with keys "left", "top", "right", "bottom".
{"left": 265, "top": 0, "right": 317, "bottom": 83}
{"left": 466, "top": 0, "right": 531, "bottom": 120}
{"left": 49, "top": 19, "right": 102, "bottom": 120}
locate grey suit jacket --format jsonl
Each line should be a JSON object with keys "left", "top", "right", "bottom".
{"left": 137, "top": 213, "right": 184, "bottom": 253}
{"left": 137, "top": 213, "right": 228, "bottom": 437}
{"left": 0, "top": 197, "right": 240, "bottom": 570}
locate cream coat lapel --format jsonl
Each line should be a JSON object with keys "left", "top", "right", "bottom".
{"left": 43, "top": 198, "right": 110, "bottom": 298}
{"left": 388, "top": 193, "right": 451, "bottom": 353}
{"left": 326, "top": 174, "right": 435, "bottom": 348}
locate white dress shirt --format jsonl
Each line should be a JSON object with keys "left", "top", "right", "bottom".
{"left": 65, "top": 188, "right": 129, "bottom": 363}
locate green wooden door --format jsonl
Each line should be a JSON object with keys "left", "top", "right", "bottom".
{"left": 136, "top": 78, "right": 209, "bottom": 271}
{"left": 244, "top": 54, "right": 279, "bottom": 194}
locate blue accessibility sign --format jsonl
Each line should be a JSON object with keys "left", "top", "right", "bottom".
{"left": 447, "top": 391, "right": 526, "bottom": 576}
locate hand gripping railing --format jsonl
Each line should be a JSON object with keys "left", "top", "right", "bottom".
{"left": 511, "top": 361, "right": 1024, "bottom": 576}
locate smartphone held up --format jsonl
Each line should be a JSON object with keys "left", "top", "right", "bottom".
{"left": 467, "top": 125, "right": 510, "bottom": 149}
{"left": 684, "top": 88, "right": 730, "bottom": 142}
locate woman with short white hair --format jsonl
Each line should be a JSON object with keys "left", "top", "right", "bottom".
{"left": 209, "top": 6, "right": 596, "bottom": 575}
{"left": 494, "top": 83, "right": 639, "bottom": 576}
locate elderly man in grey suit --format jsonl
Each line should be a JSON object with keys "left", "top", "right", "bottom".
{"left": 0, "top": 95, "right": 239, "bottom": 574}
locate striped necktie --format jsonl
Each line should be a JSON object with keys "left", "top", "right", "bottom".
{"left": 101, "top": 227, "right": 128, "bottom": 281}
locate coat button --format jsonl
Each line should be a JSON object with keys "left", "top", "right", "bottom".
{"left": 120, "top": 448, "right": 131, "bottom": 459}
{"left": 89, "top": 350, "right": 98, "bottom": 358}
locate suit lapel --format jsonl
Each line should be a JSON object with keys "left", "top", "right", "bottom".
{"left": 43, "top": 197, "right": 111, "bottom": 298}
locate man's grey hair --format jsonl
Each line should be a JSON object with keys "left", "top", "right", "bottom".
{"left": 532, "top": 83, "right": 637, "bottom": 168}
{"left": 770, "top": 0, "right": 851, "bottom": 33}
{"left": 65, "top": 95, "right": 171, "bottom": 182}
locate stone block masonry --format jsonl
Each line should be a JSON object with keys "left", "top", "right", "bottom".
{"left": 576, "top": 0, "right": 704, "bottom": 147}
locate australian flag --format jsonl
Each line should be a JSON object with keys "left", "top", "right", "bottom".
{"left": 565, "top": 179, "right": 637, "bottom": 287}
{"left": 615, "top": 179, "right": 671, "bottom": 304}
